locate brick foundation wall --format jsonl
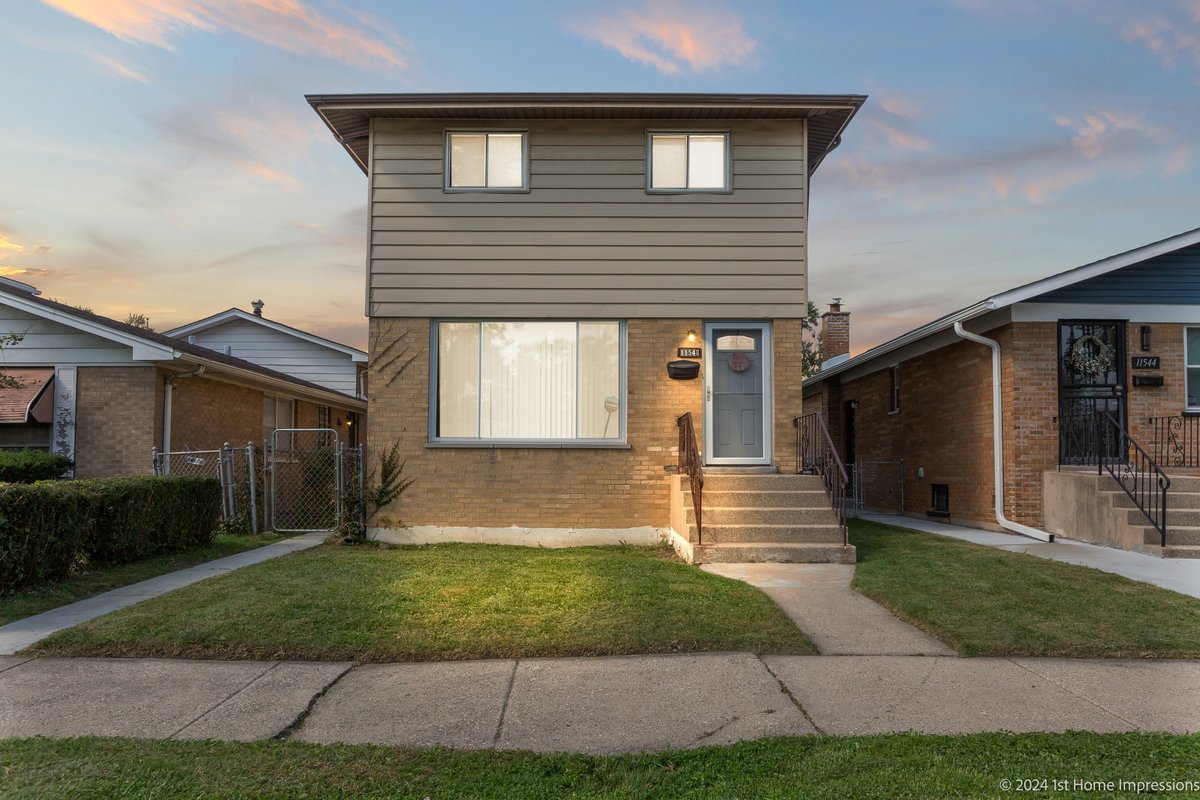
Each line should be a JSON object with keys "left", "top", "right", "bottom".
{"left": 368, "top": 317, "right": 802, "bottom": 529}
{"left": 74, "top": 366, "right": 158, "bottom": 477}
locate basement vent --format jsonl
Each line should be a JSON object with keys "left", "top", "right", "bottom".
{"left": 930, "top": 484, "right": 950, "bottom": 518}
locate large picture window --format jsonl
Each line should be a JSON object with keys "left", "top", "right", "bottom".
{"left": 445, "top": 131, "right": 528, "bottom": 191}
{"left": 434, "top": 321, "right": 623, "bottom": 442}
{"left": 1187, "top": 328, "right": 1200, "bottom": 410}
{"left": 647, "top": 132, "right": 730, "bottom": 192}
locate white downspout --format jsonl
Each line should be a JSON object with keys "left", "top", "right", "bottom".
{"left": 953, "top": 322, "right": 1053, "bottom": 542}
{"left": 161, "top": 366, "right": 206, "bottom": 460}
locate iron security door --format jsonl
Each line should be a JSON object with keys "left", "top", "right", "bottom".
{"left": 705, "top": 323, "right": 771, "bottom": 464}
{"left": 1058, "top": 321, "right": 1126, "bottom": 465}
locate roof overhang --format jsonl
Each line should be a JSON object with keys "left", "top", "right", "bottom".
{"left": 805, "top": 226, "right": 1200, "bottom": 389}
{"left": 167, "top": 353, "right": 367, "bottom": 411}
{"left": 306, "top": 91, "right": 867, "bottom": 176}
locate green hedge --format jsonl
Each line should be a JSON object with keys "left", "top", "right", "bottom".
{"left": 0, "top": 476, "right": 220, "bottom": 594}
{"left": 0, "top": 450, "right": 73, "bottom": 483}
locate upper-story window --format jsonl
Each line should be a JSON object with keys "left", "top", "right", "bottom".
{"left": 647, "top": 132, "right": 730, "bottom": 192}
{"left": 445, "top": 131, "right": 529, "bottom": 191}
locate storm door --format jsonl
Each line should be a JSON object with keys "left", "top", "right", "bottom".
{"left": 1058, "top": 320, "right": 1126, "bottom": 465}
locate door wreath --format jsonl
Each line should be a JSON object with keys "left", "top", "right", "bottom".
{"left": 728, "top": 352, "right": 751, "bottom": 372}
{"left": 1063, "top": 333, "right": 1114, "bottom": 378}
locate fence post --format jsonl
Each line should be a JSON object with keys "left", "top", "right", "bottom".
{"left": 151, "top": 447, "right": 159, "bottom": 477}
{"left": 246, "top": 441, "right": 259, "bottom": 535}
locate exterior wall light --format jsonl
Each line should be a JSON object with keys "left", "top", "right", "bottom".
{"left": 687, "top": 329, "right": 697, "bottom": 342}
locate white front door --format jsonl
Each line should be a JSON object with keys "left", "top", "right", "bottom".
{"left": 704, "top": 322, "right": 772, "bottom": 465}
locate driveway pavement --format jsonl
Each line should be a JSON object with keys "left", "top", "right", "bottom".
{"left": 2, "top": 653, "right": 1196, "bottom": 753}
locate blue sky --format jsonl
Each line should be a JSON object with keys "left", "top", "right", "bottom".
{"left": 2, "top": 0, "right": 1197, "bottom": 351}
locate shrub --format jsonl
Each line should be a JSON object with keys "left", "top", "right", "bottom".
{"left": 0, "top": 475, "right": 220, "bottom": 594}
{"left": 0, "top": 449, "right": 73, "bottom": 483}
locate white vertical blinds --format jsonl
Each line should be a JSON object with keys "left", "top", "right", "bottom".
{"left": 437, "top": 321, "right": 622, "bottom": 440}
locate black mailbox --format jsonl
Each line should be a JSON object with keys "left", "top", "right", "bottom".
{"left": 1133, "top": 375, "right": 1164, "bottom": 387}
{"left": 667, "top": 360, "right": 701, "bottom": 380}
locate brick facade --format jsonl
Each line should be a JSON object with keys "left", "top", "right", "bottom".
{"left": 74, "top": 366, "right": 159, "bottom": 477}
{"left": 164, "top": 372, "right": 264, "bottom": 452}
{"left": 809, "top": 319, "right": 1200, "bottom": 529}
{"left": 368, "top": 317, "right": 803, "bottom": 530}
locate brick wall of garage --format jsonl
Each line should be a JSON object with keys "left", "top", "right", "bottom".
{"left": 164, "top": 371, "right": 263, "bottom": 452}
{"left": 74, "top": 366, "right": 158, "bottom": 477}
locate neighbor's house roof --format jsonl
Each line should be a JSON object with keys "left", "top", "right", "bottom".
{"left": 805, "top": 226, "right": 1200, "bottom": 389}
{"left": 165, "top": 308, "right": 367, "bottom": 362}
{"left": 0, "top": 368, "right": 54, "bottom": 423}
{"left": 306, "top": 91, "right": 867, "bottom": 176}
{"left": 0, "top": 284, "right": 366, "bottom": 411}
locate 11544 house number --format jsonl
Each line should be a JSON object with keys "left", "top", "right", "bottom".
{"left": 1132, "top": 356, "right": 1160, "bottom": 369}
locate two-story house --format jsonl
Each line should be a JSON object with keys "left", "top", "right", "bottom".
{"left": 309, "top": 92, "right": 865, "bottom": 563}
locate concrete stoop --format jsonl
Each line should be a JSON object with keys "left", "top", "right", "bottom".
{"left": 671, "top": 472, "right": 855, "bottom": 564}
{"left": 1044, "top": 470, "right": 1200, "bottom": 558}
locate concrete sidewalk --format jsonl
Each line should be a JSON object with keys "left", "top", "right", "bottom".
{"left": 864, "top": 514, "right": 1200, "bottom": 599}
{"left": 1, "top": 653, "right": 1196, "bottom": 752}
{"left": 702, "top": 563, "right": 954, "bottom": 656}
{"left": 0, "top": 532, "right": 327, "bottom": 655}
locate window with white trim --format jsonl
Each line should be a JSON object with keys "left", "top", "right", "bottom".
{"left": 434, "top": 321, "right": 623, "bottom": 442}
{"left": 445, "top": 131, "right": 528, "bottom": 190}
{"left": 647, "top": 132, "right": 730, "bottom": 191}
{"left": 1187, "top": 328, "right": 1200, "bottom": 410}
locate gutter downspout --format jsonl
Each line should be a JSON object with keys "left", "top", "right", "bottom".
{"left": 953, "top": 322, "right": 1053, "bottom": 542}
{"left": 162, "top": 366, "right": 206, "bottom": 462}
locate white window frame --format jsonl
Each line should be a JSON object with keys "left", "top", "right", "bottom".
{"left": 428, "top": 320, "right": 628, "bottom": 448}
{"left": 443, "top": 130, "right": 530, "bottom": 193}
{"left": 1187, "top": 327, "right": 1200, "bottom": 412}
{"left": 646, "top": 130, "right": 732, "bottom": 194}
{"left": 888, "top": 365, "right": 901, "bottom": 415}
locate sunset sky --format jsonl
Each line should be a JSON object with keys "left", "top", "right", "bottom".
{"left": 2, "top": 0, "right": 1198, "bottom": 352}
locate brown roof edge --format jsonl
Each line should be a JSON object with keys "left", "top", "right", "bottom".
{"left": 305, "top": 91, "right": 868, "bottom": 107}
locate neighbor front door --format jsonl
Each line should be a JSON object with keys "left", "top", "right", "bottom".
{"left": 704, "top": 322, "right": 771, "bottom": 465}
{"left": 1058, "top": 320, "right": 1127, "bottom": 465}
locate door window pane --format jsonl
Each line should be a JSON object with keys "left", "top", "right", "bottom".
{"left": 438, "top": 322, "right": 480, "bottom": 437}
{"left": 688, "top": 135, "right": 726, "bottom": 188}
{"left": 448, "top": 133, "right": 486, "bottom": 187}
{"left": 486, "top": 134, "right": 524, "bottom": 188}
{"left": 651, "top": 135, "right": 687, "bottom": 188}
{"left": 578, "top": 322, "right": 621, "bottom": 439}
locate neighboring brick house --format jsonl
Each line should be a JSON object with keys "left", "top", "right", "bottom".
{"left": 0, "top": 279, "right": 367, "bottom": 477}
{"left": 310, "top": 91, "right": 866, "bottom": 562}
{"left": 804, "top": 228, "right": 1200, "bottom": 557}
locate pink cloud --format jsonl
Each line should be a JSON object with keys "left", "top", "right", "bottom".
{"left": 41, "top": 0, "right": 407, "bottom": 71}
{"left": 1122, "top": 9, "right": 1200, "bottom": 67}
{"left": 88, "top": 51, "right": 150, "bottom": 82}
{"left": 244, "top": 163, "right": 303, "bottom": 191}
{"left": 571, "top": 1, "right": 759, "bottom": 75}
{"left": 867, "top": 118, "right": 931, "bottom": 151}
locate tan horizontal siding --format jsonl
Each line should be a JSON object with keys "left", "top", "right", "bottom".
{"left": 369, "top": 118, "right": 807, "bottom": 317}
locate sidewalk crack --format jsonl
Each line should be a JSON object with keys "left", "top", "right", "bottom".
{"left": 492, "top": 660, "right": 519, "bottom": 748}
{"left": 169, "top": 661, "right": 280, "bottom": 739}
{"left": 757, "top": 654, "right": 826, "bottom": 735}
{"left": 690, "top": 714, "right": 741, "bottom": 745}
{"left": 273, "top": 663, "right": 356, "bottom": 741}
{"left": 1006, "top": 658, "right": 1142, "bottom": 731}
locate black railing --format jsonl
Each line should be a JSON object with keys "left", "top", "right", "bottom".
{"left": 1094, "top": 413, "right": 1170, "bottom": 546}
{"left": 795, "top": 413, "right": 849, "bottom": 546}
{"left": 677, "top": 412, "right": 704, "bottom": 544}
{"left": 1151, "top": 414, "right": 1200, "bottom": 469}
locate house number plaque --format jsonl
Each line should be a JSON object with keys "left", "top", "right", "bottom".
{"left": 677, "top": 347, "right": 702, "bottom": 358}
{"left": 1131, "top": 356, "right": 1160, "bottom": 369}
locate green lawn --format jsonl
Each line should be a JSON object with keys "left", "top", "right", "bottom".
{"left": 851, "top": 519, "right": 1200, "bottom": 658}
{"left": 0, "top": 533, "right": 287, "bottom": 625}
{"left": 29, "top": 543, "right": 814, "bottom": 661}
{"left": 1, "top": 734, "right": 1196, "bottom": 799}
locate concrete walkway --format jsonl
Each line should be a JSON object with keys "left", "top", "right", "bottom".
{"left": 702, "top": 563, "right": 954, "bottom": 656}
{"left": 863, "top": 514, "right": 1200, "bottom": 599}
{"left": 0, "top": 532, "right": 327, "bottom": 655}
{"left": 1, "top": 654, "right": 1196, "bottom": 752}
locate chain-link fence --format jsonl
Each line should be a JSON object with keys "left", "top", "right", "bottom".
{"left": 854, "top": 460, "right": 905, "bottom": 514}
{"left": 153, "top": 432, "right": 365, "bottom": 535}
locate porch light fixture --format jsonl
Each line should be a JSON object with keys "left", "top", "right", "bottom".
{"left": 1140, "top": 325, "right": 1152, "bottom": 352}
{"left": 687, "top": 329, "right": 697, "bottom": 342}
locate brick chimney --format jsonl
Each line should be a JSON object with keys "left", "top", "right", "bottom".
{"left": 820, "top": 298, "right": 850, "bottom": 364}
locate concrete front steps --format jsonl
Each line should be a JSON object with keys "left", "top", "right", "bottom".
{"left": 1103, "top": 474, "right": 1200, "bottom": 559}
{"left": 673, "top": 472, "right": 855, "bottom": 564}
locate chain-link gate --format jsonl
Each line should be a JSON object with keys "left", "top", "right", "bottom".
{"left": 268, "top": 428, "right": 341, "bottom": 532}
{"left": 153, "top": 436, "right": 365, "bottom": 535}
{"left": 854, "top": 460, "right": 905, "bottom": 514}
